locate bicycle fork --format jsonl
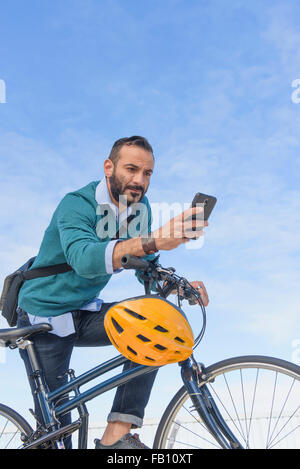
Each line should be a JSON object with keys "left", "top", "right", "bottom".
{"left": 179, "top": 357, "right": 243, "bottom": 449}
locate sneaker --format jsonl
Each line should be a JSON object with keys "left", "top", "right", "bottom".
{"left": 94, "top": 433, "right": 150, "bottom": 449}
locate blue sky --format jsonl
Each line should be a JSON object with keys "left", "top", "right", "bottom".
{"left": 0, "top": 0, "right": 300, "bottom": 434}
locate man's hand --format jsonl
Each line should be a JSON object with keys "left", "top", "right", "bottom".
{"left": 188, "top": 281, "right": 209, "bottom": 306}
{"left": 153, "top": 206, "right": 208, "bottom": 251}
{"left": 112, "top": 207, "right": 208, "bottom": 270}
{"left": 168, "top": 280, "right": 209, "bottom": 307}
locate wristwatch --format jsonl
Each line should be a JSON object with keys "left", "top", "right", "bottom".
{"left": 141, "top": 235, "right": 158, "bottom": 255}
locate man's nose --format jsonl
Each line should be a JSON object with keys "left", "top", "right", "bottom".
{"left": 132, "top": 172, "right": 145, "bottom": 187}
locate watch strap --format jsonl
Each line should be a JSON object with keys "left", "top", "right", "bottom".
{"left": 141, "top": 235, "right": 158, "bottom": 255}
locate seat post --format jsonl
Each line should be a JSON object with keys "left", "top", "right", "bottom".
{"left": 16, "top": 338, "right": 41, "bottom": 374}
{"left": 16, "top": 337, "right": 56, "bottom": 429}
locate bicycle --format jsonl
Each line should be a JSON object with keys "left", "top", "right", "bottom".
{"left": 0, "top": 254, "right": 299, "bottom": 449}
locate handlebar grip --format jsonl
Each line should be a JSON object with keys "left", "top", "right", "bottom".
{"left": 121, "top": 255, "right": 151, "bottom": 271}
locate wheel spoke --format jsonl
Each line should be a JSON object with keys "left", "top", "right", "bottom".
{"left": 268, "top": 405, "right": 300, "bottom": 448}
{"left": 208, "top": 379, "right": 247, "bottom": 445}
{"left": 268, "top": 423, "right": 300, "bottom": 449}
{"left": 240, "top": 369, "right": 249, "bottom": 447}
{"left": 5, "top": 429, "right": 20, "bottom": 449}
{"left": 266, "top": 371, "right": 278, "bottom": 447}
{"left": 182, "top": 403, "right": 222, "bottom": 447}
{"left": 182, "top": 404, "right": 210, "bottom": 431}
{"left": 0, "top": 418, "right": 9, "bottom": 440}
{"left": 267, "top": 379, "right": 296, "bottom": 448}
{"left": 247, "top": 368, "right": 259, "bottom": 448}
{"left": 0, "top": 406, "right": 32, "bottom": 449}
{"left": 168, "top": 419, "right": 220, "bottom": 448}
{"left": 154, "top": 357, "right": 300, "bottom": 450}
{"left": 169, "top": 438, "right": 212, "bottom": 449}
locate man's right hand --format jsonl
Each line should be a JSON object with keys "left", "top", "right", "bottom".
{"left": 153, "top": 207, "right": 208, "bottom": 251}
{"left": 112, "top": 207, "right": 208, "bottom": 270}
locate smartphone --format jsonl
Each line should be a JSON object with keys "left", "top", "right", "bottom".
{"left": 189, "top": 192, "right": 217, "bottom": 239}
{"left": 191, "top": 192, "right": 217, "bottom": 221}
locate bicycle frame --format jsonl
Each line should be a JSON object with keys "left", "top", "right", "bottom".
{"left": 22, "top": 337, "right": 243, "bottom": 449}
{"left": 22, "top": 339, "right": 160, "bottom": 449}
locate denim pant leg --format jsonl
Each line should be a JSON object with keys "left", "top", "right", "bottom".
{"left": 17, "top": 308, "right": 75, "bottom": 448}
{"left": 73, "top": 302, "right": 159, "bottom": 429}
{"left": 109, "top": 360, "right": 158, "bottom": 428}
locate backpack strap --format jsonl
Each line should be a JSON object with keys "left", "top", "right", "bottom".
{"left": 21, "top": 213, "right": 136, "bottom": 281}
{"left": 22, "top": 263, "right": 73, "bottom": 280}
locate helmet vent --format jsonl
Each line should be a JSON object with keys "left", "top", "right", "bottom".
{"left": 154, "top": 325, "right": 168, "bottom": 333}
{"left": 145, "top": 356, "right": 155, "bottom": 362}
{"left": 127, "top": 346, "right": 137, "bottom": 356}
{"left": 111, "top": 317, "right": 124, "bottom": 334}
{"left": 124, "top": 308, "right": 146, "bottom": 320}
{"left": 174, "top": 336, "right": 185, "bottom": 343}
{"left": 137, "top": 334, "right": 151, "bottom": 342}
{"left": 154, "top": 344, "right": 167, "bottom": 351}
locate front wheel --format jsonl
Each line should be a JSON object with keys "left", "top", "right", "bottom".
{"left": 0, "top": 404, "right": 33, "bottom": 449}
{"left": 153, "top": 355, "right": 300, "bottom": 449}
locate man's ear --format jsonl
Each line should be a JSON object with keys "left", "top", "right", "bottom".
{"left": 104, "top": 158, "right": 114, "bottom": 178}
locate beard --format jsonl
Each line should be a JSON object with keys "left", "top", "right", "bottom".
{"left": 109, "top": 171, "right": 146, "bottom": 206}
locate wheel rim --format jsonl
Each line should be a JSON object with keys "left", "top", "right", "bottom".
{"left": 0, "top": 411, "right": 29, "bottom": 449}
{"left": 158, "top": 359, "right": 300, "bottom": 449}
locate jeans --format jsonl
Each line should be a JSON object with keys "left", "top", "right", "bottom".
{"left": 17, "top": 304, "right": 158, "bottom": 448}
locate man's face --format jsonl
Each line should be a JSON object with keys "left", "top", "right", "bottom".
{"left": 108, "top": 145, "right": 154, "bottom": 206}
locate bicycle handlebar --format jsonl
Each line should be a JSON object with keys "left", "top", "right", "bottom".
{"left": 121, "top": 254, "right": 198, "bottom": 299}
{"left": 121, "top": 254, "right": 207, "bottom": 349}
{"left": 121, "top": 254, "right": 151, "bottom": 271}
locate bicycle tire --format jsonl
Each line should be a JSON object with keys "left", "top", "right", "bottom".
{"left": 153, "top": 355, "right": 300, "bottom": 449}
{"left": 0, "top": 403, "right": 33, "bottom": 449}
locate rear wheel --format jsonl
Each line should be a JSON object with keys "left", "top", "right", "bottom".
{"left": 0, "top": 404, "right": 33, "bottom": 449}
{"left": 154, "top": 356, "right": 300, "bottom": 449}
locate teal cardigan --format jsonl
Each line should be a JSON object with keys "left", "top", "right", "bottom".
{"left": 18, "top": 180, "right": 157, "bottom": 317}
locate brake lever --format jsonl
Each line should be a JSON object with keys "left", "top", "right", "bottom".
{"left": 156, "top": 266, "right": 176, "bottom": 275}
{"left": 182, "top": 286, "right": 201, "bottom": 305}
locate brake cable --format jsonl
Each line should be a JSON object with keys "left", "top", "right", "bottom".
{"left": 154, "top": 265, "right": 207, "bottom": 350}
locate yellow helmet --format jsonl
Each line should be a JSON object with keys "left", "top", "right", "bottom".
{"left": 104, "top": 295, "right": 194, "bottom": 366}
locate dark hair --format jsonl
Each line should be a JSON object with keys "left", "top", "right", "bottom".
{"left": 108, "top": 136, "right": 154, "bottom": 166}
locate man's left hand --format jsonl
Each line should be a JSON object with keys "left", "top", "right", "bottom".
{"left": 188, "top": 281, "right": 209, "bottom": 306}
{"left": 168, "top": 280, "right": 209, "bottom": 307}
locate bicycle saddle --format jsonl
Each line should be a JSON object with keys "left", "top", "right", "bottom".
{"left": 0, "top": 323, "right": 52, "bottom": 347}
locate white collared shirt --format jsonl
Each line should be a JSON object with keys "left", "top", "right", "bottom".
{"left": 27, "top": 178, "right": 128, "bottom": 337}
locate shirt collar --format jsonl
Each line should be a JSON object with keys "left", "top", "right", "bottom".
{"left": 95, "top": 177, "right": 132, "bottom": 223}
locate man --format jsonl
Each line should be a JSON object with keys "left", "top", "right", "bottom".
{"left": 17, "top": 136, "right": 209, "bottom": 449}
